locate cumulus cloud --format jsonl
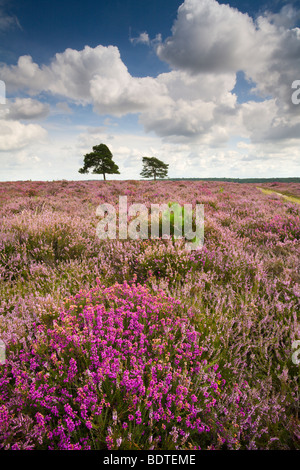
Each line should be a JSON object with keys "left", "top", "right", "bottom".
{"left": 0, "top": 45, "right": 171, "bottom": 117}
{"left": 245, "top": 14, "right": 300, "bottom": 111}
{"left": 0, "top": 55, "right": 46, "bottom": 93}
{"left": 139, "top": 70, "right": 238, "bottom": 140}
{"left": 0, "top": 1, "right": 299, "bottom": 152}
{"left": 242, "top": 100, "right": 300, "bottom": 143}
{"left": 0, "top": 119, "right": 47, "bottom": 151}
{"left": 6, "top": 98, "right": 49, "bottom": 120}
{"left": 90, "top": 73, "right": 171, "bottom": 116}
{"left": 155, "top": 0, "right": 300, "bottom": 110}
{"left": 154, "top": 0, "right": 300, "bottom": 145}
{"left": 156, "top": 0, "right": 257, "bottom": 74}
{"left": 0, "top": 47, "right": 121, "bottom": 101}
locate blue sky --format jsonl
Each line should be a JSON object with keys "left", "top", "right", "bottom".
{"left": 0, "top": 0, "right": 299, "bottom": 180}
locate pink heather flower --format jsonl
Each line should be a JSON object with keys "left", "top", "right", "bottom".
{"left": 65, "top": 417, "right": 76, "bottom": 433}
{"left": 116, "top": 437, "right": 122, "bottom": 448}
{"left": 35, "top": 412, "right": 45, "bottom": 427}
{"left": 11, "top": 444, "right": 21, "bottom": 450}
{"left": 105, "top": 436, "right": 114, "bottom": 450}
{"left": 0, "top": 268, "right": 232, "bottom": 450}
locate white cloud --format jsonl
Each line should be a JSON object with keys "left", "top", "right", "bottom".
{"left": 90, "top": 74, "right": 170, "bottom": 117}
{"left": 152, "top": 0, "right": 300, "bottom": 148}
{"left": 240, "top": 99, "right": 300, "bottom": 143}
{"left": 0, "top": 55, "right": 46, "bottom": 93}
{"left": 156, "top": 0, "right": 257, "bottom": 74}
{"left": 1, "top": 46, "right": 125, "bottom": 102}
{"left": 0, "top": 119, "right": 47, "bottom": 151}
{"left": 130, "top": 32, "right": 150, "bottom": 45}
{"left": 0, "top": 0, "right": 299, "bottom": 176}
{"left": 139, "top": 70, "right": 238, "bottom": 140}
{"left": 156, "top": 0, "right": 300, "bottom": 108}
{"left": 0, "top": 45, "right": 171, "bottom": 117}
{"left": 6, "top": 98, "right": 49, "bottom": 120}
{"left": 130, "top": 31, "right": 162, "bottom": 46}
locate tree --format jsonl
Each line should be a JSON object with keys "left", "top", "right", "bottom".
{"left": 140, "top": 156, "right": 169, "bottom": 181}
{"left": 79, "top": 144, "right": 120, "bottom": 181}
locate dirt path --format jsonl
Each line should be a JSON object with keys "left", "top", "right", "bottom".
{"left": 257, "top": 187, "right": 300, "bottom": 204}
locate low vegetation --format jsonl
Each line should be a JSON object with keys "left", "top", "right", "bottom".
{"left": 0, "top": 180, "right": 299, "bottom": 449}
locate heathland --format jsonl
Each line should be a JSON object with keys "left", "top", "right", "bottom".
{"left": 0, "top": 180, "right": 299, "bottom": 450}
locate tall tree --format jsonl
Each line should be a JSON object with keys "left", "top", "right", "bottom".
{"left": 79, "top": 144, "right": 120, "bottom": 181}
{"left": 140, "top": 156, "right": 169, "bottom": 181}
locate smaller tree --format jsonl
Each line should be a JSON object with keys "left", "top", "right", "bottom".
{"left": 140, "top": 156, "right": 169, "bottom": 181}
{"left": 79, "top": 144, "right": 120, "bottom": 181}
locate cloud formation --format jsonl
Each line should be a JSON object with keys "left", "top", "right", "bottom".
{"left": 157, "top": 0, "right": 257, "bottom": 74}
{"left": 0, "top": 45, "right": 170, "bottom": 116}
{"left": 156, "top": 0, "right": 300, "bottom": 106}
{"left": 154, "top": 0, "right": 300, "bottom": 148}
{"left": 140, "top": 70, "right": 238, "bottom": 141}
{"left": 130, "top": 32, "right": 151, "bottom": 45}
{"left": 130, "top": 31, "right": 162, "bottom": 46}
{"left": 6, "top": 98, "right": 49, "bottom": 120}
{"left": 0, "top": 119, "right": 47, "bottom": 151}
{"left": 0, "top": 44, "right": 239, "bottom": 141}
{"left": 0, "top": 0, "right": 299, "bottom": 175}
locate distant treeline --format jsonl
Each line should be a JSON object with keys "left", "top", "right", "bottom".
{"left": 168, "top": 177, "right": 300, "bottom": 183}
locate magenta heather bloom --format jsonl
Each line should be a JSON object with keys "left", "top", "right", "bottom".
{"left": 0, "top": 281, "right": 226, "bottom": 450}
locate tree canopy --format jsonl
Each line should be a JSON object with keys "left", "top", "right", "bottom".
{"left": 140, "top": 156, "right": 169, "bottom": 181}
{"left": 79, "top": 144, "right": 120, "bottom": 181}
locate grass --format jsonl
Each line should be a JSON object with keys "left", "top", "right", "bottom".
{"left": 257, "top": 186, "right": 300, "bottom": 204}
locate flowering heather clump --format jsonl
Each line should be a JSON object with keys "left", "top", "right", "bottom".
{"left": 0, "top": 281, "right": 227, "bottom": 450}
{"left": 0, "top": 180, "right": 299, "bottom": 450}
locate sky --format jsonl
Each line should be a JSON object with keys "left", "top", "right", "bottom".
{"left": 0, "top": 0, "right": 300, "bottom": 181}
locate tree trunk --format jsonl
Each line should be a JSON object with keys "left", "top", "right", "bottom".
{"left": 103, "top": 173, "right": 106, "bottom": 181}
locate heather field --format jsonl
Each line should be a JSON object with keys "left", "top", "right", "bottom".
{"left": 0, "top": 180, "right": 299, "bottom": 450}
